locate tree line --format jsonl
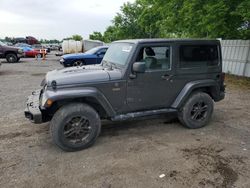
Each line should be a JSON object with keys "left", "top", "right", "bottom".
{"left": 89, "top": 0, "right": 250, "bottom": 42}
{"left": 0, "top": 35, "right": 83, "bottom": 44}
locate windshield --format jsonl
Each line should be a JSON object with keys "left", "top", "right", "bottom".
{"left": 84, "top": 47, "right": 100, "bottom": 55}
{"left": 103, "top": 43, "right": 134, "bottom": 66}
{"left": 0, "top": 41, "right": 6, "bottom": 46}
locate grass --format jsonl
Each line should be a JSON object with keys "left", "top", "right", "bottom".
{"left": 225, "top": 74, "right": 250, "bottom": 90}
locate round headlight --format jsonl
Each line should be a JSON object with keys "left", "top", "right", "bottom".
{"left": 41, "top": 94, "right": 47, "bottom": 107}
{"left": 18, "top": 49, "right": 23, "bottom": 53}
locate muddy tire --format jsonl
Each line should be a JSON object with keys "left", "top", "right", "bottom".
{"left": 6, "top": 53, "right": 18, "bottom": 63}
{"left": 178, "top": 92, "right": 214, "bottom": 129}
{"left": 50, "top": 103, "right": 101, "bottom": 152}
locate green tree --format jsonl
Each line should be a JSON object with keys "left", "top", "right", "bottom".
{"left": 234, "top": 0, "right": 250, "bottom": 39}
{"left": 4, "top": 37, "right": 12, "bottom": 42}
{"left": 103, "top": 26, "right": 120, "bottom": 42}
{"left": 90, "top": 0, "right": 250, "bottom": 40}
{"left": 147, "top": 0, "right": 249, "bottom": 39}
{"left": 89, "top": 32, "right": 104, "bottom": 41}
{"left": 72, "top": 34, "right": 83, "bottom": 41}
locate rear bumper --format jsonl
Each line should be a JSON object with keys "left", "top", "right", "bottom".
{"left": 214, "top": 91, "right": 225, "bottom": 102}
{"left": 218, "top": 91, "right": 225, "bottom": 101}
{"left": 24, "top": 90, "right": 43, "bottom": 124}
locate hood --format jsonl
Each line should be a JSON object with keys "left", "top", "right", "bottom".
{"left": 3, "top": 45, "right": 19, "bottom": 51}
{"left": 62, "top": 53, "right": 91, "bottom": 59}
{"left": 45, "top": 64, "right": 122, "bottom": 87}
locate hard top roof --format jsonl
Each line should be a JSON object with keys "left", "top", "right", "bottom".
{"left": 113, "top": 38, "right": 220, "bottom": 44}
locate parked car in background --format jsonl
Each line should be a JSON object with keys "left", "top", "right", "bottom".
{"left": 4, "top": 42, "right": 13, "bottom": 46}
{"left": 15, "top": 43, "right": 32, "bottom": 48}
{"left": 32, "top": 44, "right": 50, "bottom": 53}
{"left": 48, "top": 44, "right": 61, "bottom": 51}
{"left": 60, "top": 46, "right": 108, "bottom": 67}
{"left": 0, "top": 41, "right": 24, "bottom": 63}
{"left": 22, "top": 47, "right": 43, "bottom": 58}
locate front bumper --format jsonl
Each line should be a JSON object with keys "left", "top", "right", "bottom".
{"left": 24, "top": 90, "right": 43, "bottom": 124}
{"left": 59, "top": 59, "right": 65, "bottom": 65}
{"left": 17, "top": 52, "right": 25, "bottom": 58}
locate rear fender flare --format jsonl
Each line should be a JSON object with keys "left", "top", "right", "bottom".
{"left": 171, "top": 79, "right": 219, "bottom": 109}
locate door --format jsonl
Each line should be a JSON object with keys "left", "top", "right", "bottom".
{"left": 127, "top": 44, "right": 177, "bottom": 111}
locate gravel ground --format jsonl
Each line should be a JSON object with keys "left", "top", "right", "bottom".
{"left": 0, "top": 54, "right": 250, "bottom": 188}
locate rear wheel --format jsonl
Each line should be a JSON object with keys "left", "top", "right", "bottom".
{"left": 178, "top": 92, "right": 214, "bottom": 129}
{"left": 6, "top": 53, "right": 18, "bottom": 63}
{"left": 50, "top": 103, "right": 101, "bottom": 151}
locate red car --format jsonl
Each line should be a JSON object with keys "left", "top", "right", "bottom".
{"left": 24, "top": 47, "right": 46, "bottom": 58}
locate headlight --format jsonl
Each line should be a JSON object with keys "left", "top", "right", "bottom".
{"left": 41, "top": 92, "right": 53, "bottom": 107}
{"left": 41, "top": 94, "right": 48, "bottom": 107}
{"left": 60, "top": 58, "right": 65, "bottom": 63}
{"left": 18, "top": 49, "right": 23, "bottom": 54}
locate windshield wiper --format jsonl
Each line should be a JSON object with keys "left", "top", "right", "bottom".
{"left": 102, "top": 60, "right": 111, "bottom": 68}
{"left": 110, "top": 62, "right": 120, "bottom": 69}
{"left": 102, "top": 60, "right": 120, "bottom": 70}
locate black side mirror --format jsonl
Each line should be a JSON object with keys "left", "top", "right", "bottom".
{"left": 133, "top": 62, "right": 146, "bottom": 73}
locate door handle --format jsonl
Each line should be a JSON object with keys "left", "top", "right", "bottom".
{"left": 161, "top": 74, "right": 173, "bottom": 81}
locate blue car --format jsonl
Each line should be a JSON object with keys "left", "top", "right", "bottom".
{"left": 60, "top": 46, "right": 108, "bottom": 67}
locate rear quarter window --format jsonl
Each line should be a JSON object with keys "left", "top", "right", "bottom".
{"left": 180, "top": 45, "right": 219, "bottom": 68}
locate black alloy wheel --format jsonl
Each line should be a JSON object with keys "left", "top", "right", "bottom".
{"left": 63, "top": 116, "right": 92, "bottom": 144}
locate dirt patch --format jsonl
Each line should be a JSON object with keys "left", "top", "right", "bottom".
{"left": 216, "top": 160, "right": 238, "bottom": 187}
{"left": 181, "top": 146, "right": 245, "bottom": 187}
{"left": 169, "top": 170, "right": 179, "bottom": 178}
{"left": 225, "top": 74, "right": 250, "bottom": 90}
{"left": 0, "top": 70, "right": 26, "bottom": 76}
{"left": 1, "top": 56, "right": 250, "bottom": 187}
{"left": 0, "top": 132, "right": 32, "bottom": 140}
{"left": 31, "top": 73, "right": 46, "bottom": 76}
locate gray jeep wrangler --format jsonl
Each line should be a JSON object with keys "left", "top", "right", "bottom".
{"left": 25, "top": 39, "right": 225, "bottom": 151}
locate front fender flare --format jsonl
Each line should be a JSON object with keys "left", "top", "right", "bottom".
{"left": 43, "top": 87, "right": 116, "bottom": 117}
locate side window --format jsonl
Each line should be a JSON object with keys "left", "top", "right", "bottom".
{"left": 136, "top": 46, "right": 171, "bottom": 71}
{"left": 180, "top": 45, "right": 219, "bottom": 68}
{"left": 98, "top": 48, "right": 107, "bottom": 55}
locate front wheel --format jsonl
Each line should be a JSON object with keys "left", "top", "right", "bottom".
{"left": 6, "top": 53, "right": 18, "bottom": 63}
{"left": 178, "top": 92, "right": 214, "bottom": 129}
{"left": 73, "top": 60, "right": 85, "bottom": 66}
{"left": 50, "top": 103, "right": 101, "bottom": 151}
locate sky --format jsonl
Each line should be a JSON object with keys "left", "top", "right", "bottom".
{"left": 0, "top": 0, "right": 135, "bottom": 40}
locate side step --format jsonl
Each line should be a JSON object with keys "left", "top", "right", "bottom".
{"left": 111, "top": 108, "right": 177, "bottom": 121}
